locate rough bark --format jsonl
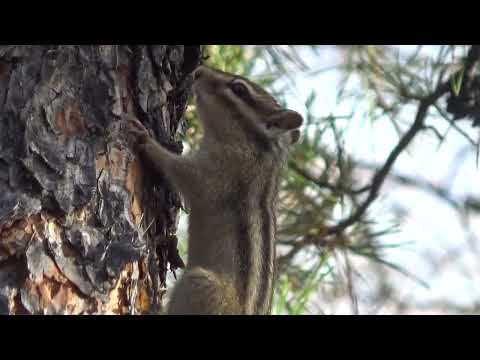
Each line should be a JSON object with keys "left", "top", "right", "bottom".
{"left": 0, "top": 45, "right": 201, "bottom": 314}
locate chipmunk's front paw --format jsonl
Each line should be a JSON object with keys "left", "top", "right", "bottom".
{"left": 125, "top": 115, "right": 151, "bottom": 146}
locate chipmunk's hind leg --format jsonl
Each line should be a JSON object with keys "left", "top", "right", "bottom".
{"left": 166, "top": 267, "right": 241, "bottom": 315}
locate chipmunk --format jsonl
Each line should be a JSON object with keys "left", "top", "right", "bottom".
{"left": 128, "top": 65, "right": 303, "bottom": 315}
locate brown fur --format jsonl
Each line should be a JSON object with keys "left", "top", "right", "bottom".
{"left": 128, "top": 66, "right": 303, "bottom": 315}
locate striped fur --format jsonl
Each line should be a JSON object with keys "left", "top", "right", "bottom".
{"left": 130, "top": 65, "right": 302, "bottom": 315}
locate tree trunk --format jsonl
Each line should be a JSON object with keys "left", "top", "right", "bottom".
{"left": 0, "top": 45, "right": 201, "bottom": 315}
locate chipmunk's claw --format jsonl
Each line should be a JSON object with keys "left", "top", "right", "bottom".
{"left": 125, "top": 115, "right": 150, "bottom": 146}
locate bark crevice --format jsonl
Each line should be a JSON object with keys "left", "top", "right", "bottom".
{"left": 0, "top": 45, "right": 201, "bottom": 314}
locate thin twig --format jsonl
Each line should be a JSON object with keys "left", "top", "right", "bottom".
{"left": 357, "top": 161, "right": 461, "bottom": 211}
{"left": 325, "top": 81, "right": 451, "bottom": 236}
{"left": 289, "top": 161, "right": 370, "bottom": 196}
{"left": 326, "top": 45, "right": 479, "bottom": 236}
{"left": 279, "top": 45, "right": 480, "bottom": 267}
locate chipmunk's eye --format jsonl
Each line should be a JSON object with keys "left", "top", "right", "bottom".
{"left": 230, "top": 81, "right": 250, "bottom": 99}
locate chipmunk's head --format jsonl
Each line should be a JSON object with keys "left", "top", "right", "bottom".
{"left": 192, "top": 65, "right": 303, "bottom": 155}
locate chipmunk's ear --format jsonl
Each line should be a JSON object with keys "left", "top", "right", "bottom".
{"left": 266, "top": 109, "right": 303, "bottom": 131}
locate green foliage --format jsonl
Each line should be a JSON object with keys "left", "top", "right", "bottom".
{"left": 178, "top": 45, "right": 480, "bottom": 315}
{"left": 181, "top": 45, "right": 385, "bottom": 314}
{"left": 273, "top": 252, "right": 333, "bottom": 315}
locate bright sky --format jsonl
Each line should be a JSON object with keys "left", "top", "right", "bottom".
{"left": 170, "top": 46, "right": 480, "bottom": 314}
{"left": 269, "top": 46, "right": 480, "bottom": 313}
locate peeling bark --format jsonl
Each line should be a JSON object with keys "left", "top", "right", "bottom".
{"left": 0, "top": 45, "right": 201, "bottom": 314}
